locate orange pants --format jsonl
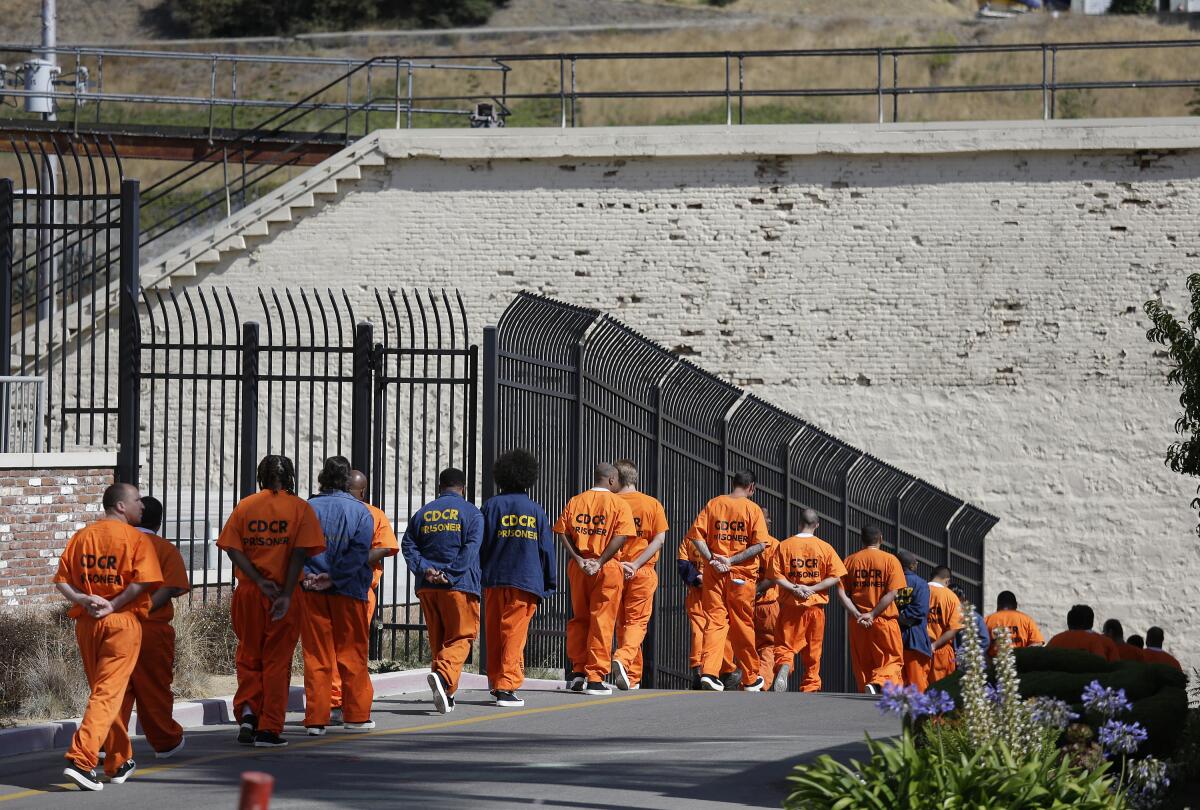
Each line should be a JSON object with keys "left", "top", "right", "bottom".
{"left": 931, "top": 644, "right": 957, "bottom": 684}
{"left": 120, "top": 621, "right": 183, "bottom": 753}
{"left": 754, "top": 600, "right": 779, "bottom": 686}
{"left": 484, "top": 587, "right": 539, "bottom": 691}
{"left": 67, "top": 613, "right": 142, "bottom": 775}
{"left": 685, "top": 586, "right": 732, "bottom": 674}
{"left": 419, "top": 589, "right": 480, "bottom": 695}
{"left": 775, "top": 601, "right": 826, "bottom": 692}
{"left": 614, "top": 566, "right": 657, "bottom": 685}
{"left": 231, "top": 580, "right": 303, "bottom": 735}
{"left": 699, "top": 567, "right": 758, "bottom": 680}
{"left": 302, "top": 590, "right": 374, "bottom": 726}
{"left": 333, "top": 570, "right": 382, "bottom": 709}
{"left": 848, "top": 617, "right": 904, "bottom": 693}
{"left": 566, "top": 560, "right": 623, "bottom": 681}
{"left": 902, "top": 649, "right": 930, "bottom": 692}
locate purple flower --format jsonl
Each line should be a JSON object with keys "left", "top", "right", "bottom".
{"left": 1030, "top": 697, "right": 1080, "bottom": 729}
{"left": 925, "top": 689, "right": 956, "bottom": 715}
{"left": 984, "top": 683, "right": 1003, "bottom": 705}
{"left": 1098, "top": 719, "right": 1148, "bottom": 755}
{"left": 1081, "top": 680, "right": 1132, "bottom": 718}
{"left": 876, "top": 682, "right": 955, "bottom": 720}
{"left": 877, "top": 681, "right": 913, "bottom": 718}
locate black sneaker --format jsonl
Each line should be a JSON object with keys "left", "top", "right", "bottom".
{"left": 495, "top": 690, "right": 524, "bottom": 707}
{"left": 448, "top": 694, "right": 456, "bottom": 711}
{"left": 699, "top": 674, "right": 725, "bottom": 691}
{"left": 744, "top": 676, "right": 766, "bottom": 692}
{"left": 428, "top": 671, "right": 451, "bottom": 715}
{"left": 253, "top": 731, "right": 288, "bottom": 748}
{"left": 567, "top": 671, "right": 585, "bottom": 693}
{"left": 720, "top": 670, "right": 743, "bottom": 691}
{"left": 611, "top": 658, "right": 632, "bottom": 691}
{"left": 63, "top": 762, "right": 103, "bottom": 791}
{"left": 237, "top": 712, "right": 258, "bottom": 745}
{"left": 584, "top": 681, "right": 612, "bottom": 696}
{"left": 109, "top": 759, "right": 136, "bottom": 785}
{"left": 690, "top": 668, "right": 703, "bottom": 690}
{"left": 865, "top": 683, "right": 881, "bottom": 696}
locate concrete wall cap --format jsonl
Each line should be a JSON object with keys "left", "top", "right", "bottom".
{"left": 0, "top": 451, "right": 117, "bottom": 470}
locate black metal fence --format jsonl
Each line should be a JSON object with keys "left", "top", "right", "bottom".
{"left": 132, "top": 284, "right": 475, "bottom": 659}
{"left": 483, "top": 293, "right": 997, "bottom": 692}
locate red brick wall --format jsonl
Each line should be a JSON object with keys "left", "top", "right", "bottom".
{"left": 0, "top": 467, "right": 115, "bottom": 606}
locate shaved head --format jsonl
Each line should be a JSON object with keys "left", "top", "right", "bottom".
{"left": 349, "top": 470, "right": 368, "bottom": 501}
{"left": 799, "top": 508, "right": 819, "bottom": 530}
{"left": 931, "top": 566, "right": 952, "bottom": 584}
{"left": 103, "top": 482, "right": 143, "bottom": 525}
{"left": 897, "top": 549, "right": 918, "bottom": 571}
{"left": 594, "top": 462, "right": 619, "bottom": 491}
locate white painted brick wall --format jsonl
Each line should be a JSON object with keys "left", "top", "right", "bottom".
{"left": 179, "top": 129, "right": 1200, "bottom": 672}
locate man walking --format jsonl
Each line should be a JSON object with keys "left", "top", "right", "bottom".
{"left": 896, "top": 550, "right": 931, "bottom": 692}
{"left": 402, "top": 468, "right": 484, "bottom": 714}
{"left": 984, "top": 591, "right": 1044, "bottom": 656}
{"left": 611, "top": 459, "right": 668, "bottom": 691}
{"left": 1141, "top": 627, "right": 1182, "bottom": 671}
{"left": 839, "top": 525, "right": 905, "bottom": 694}
{"left": 1047, "top": 605, "right": 1119, "bottom": 663}
{"left": 927, "top": 567, "right": 962, "bottom": 683}
{"left": 687, "top": 471, "right": 771, "bottom": 692}
{"left": 553, "top": 462, "right": 635, "bottom": 696}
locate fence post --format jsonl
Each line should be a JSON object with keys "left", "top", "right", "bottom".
{"left": 467, "top": 343, "right": 479, "bottom": 502}
{"left": 643, "top": 383, "right": 665, "bottom": 688}
{"left": 351, "top": 322, "right": 373, "bottom": 478}
{"left": 781, "top": 439, "right": 794, "bottom": 536}
{"left": 572, "top": 340, "right": 585, "bottom": 491}
{"left": 479, "top": 327, "right": 498, "bottom": 677}
{"left": 239, "top": 322, "right": 260, "bottom": 499}
{"left": 0, "top": 179, "right": 11, "bottom": 452}
{"left": 116, "top": 179, "right": 141, "bottom": 484}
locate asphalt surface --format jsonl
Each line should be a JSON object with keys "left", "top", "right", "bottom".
{"left": 0, "top": 688, "right": 897, "bottom": 809}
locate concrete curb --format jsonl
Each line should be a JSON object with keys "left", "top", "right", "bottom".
{"left": 0, "top": 668, "right": 566, "bottom": 760}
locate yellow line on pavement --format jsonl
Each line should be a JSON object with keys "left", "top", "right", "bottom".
{"left": 1, "top": 690, "right": 681, "bottom": 801}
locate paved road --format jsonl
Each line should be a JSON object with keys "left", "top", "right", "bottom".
{"left": 0, "top": 689, "right": 897, "bottom": 809}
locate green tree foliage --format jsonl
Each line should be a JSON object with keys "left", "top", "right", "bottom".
{"left": 1145, "top": 274, "right": 1200, "bottom": 537}
{"left": 157, "top": 0, "right": 503, "bottom": 37}
{"left": 1108, "top": 0, "right": 1156, "bottom": 12}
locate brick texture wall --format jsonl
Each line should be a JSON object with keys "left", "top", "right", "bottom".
{"left": 0, "top": 467, "right": 114, "bottom": 606}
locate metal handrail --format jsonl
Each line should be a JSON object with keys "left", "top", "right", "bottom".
{"left": 0, "top": 375, "right": 45, "bottom": 453}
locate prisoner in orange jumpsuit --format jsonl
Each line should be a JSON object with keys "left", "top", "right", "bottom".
{"left": 401, "top": 467, "right": 484, "bottom": 715}
{"left": 1102, "top": 619, "right": 1144, "bottom": 663}
{"left": 768, "top": 508, "right": 847, "bottom": 693}
{"left": 687, "top": 470, "right": 771, "bottom": 692}
{"left": 327, "top": 469, "right": 399, "bottom": 719}
{"left": 54, "top": 483, "right": 163, "bottom": 791}
{"left": 553, "top": 462, "right": 635, "bottom": 695}
{"left": 119, "top": 496, "right": 191, "bottom": 760}
{"left": 676, "top": 536, "right": 732, "bottom": 687}
{"left": 218, "top": 455, "right": 325, "bottom": 748}
{"left": 927, "top": 567, "right": 963, "bottom": 684}
{"left": 838, "top": 524, "right": 906, "bottom": 694}
{"left": 611, "top": 459, "right": 669, "bottom": 692}
{"left": 984, "top": 590, "right": 1045, "bottom": 657}
{"left": 1046, "top": 604, "right": 1120, "bottom": 663}
{"left": 300, "top": 456, "right": 377, "bottom": 734}
{"left": 1142, "top": 627, "right": 1183, "bottom": 671}
{"left": 753, "top": 527, "right": 781, "bottom": 688}
{"left": 480, "top": 449, "right": 557, "bottom": 707}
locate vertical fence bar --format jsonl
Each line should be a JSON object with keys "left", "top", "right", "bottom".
{"left": 1041, "top": 45, "right": 1049, "bottom": 121}
{"left": 781, "top": 440, "right": 794, "bottom": 537}
{"left": 239, "top": 322, "right": 260, "bottom": 499}
{"left": 1050, "top": 46, "right": 1058, "bottom": 120}
{"left": 725, "top": 53, "right": 732, "bottom": 126}
{"left": 394, "top": 61, "right": 402, "bottom": 129}
{"left": 876, "top": 49, "right": 884, "bottom": 125}
{"left": 481, "top": 328, "right": 498, "bottom": 502}
{"left": 892, "top": 52, "right": 899, "bottom": 123}
{"left": 0, "top": 179, "right": 11, "bottom": 452}
{"left": 559, "top": 56, "right": 567, "bottom": 129}
{"left": 207, "top": 56, "right": 217, "bottom": 144}
{"left": 116, "top": 179, "right": 140, "bottom": 484}
{"left": 570, "top": 57, "right": 577, "bottom": 128}
{"left": 737, "top": 55, "right": 745, "bottom": 125}
{"left": 351, "top": 322, "right": 373, "bottom": 477}
{"left": 644, "top": 383, "right": 665, "bottom": 687}
{"left": 406, "top": 63, "right": 414, "bottom": 129}
{"left": 572, "top": 340, "right": 584, "bottom": 491}
{"left": 467, "top": 343, "right": 479, "bottom": 503}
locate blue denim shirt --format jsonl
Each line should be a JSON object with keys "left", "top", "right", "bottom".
{"left": 304, "top": 490, "right": 374, "bottom": 602}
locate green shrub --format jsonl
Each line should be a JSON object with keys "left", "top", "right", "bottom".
{"left": 785, "top": 733, "right": 1127, "bottom": 810}
{"left": 1015, "top": 646, "right": 1114, "bottom": 675}
{"left": 1108, "top": 0, "right": 1156, "bottom": 12}
{"left": 154, "top": 0, "right": 503, "bottom": 38}
{"left": 1127, "top": 686, "right": 1189, "bottom": 760}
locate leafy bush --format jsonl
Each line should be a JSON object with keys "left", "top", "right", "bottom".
{"left": 154, "top": 0, "right": 504, "bottom": 38}
{"left": 785, "top": 733, "right": 1126, "bottom": 810}
{"left": 1108, "top": 0, "right": 1157, "bottom": 12}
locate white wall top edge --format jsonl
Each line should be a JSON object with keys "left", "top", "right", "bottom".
{"left": 0, "top": 451, "right": 118, "bottom": 470}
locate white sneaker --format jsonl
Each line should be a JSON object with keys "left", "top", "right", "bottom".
{"left": 155, "top": 737, "right": 185, "bottom": 759}
{"left": 744, "top": 676, "right": 766, "bottom": 692}
{"left": 343, "top": 720, "right": 376, "bottom": 732}
{"left": 428, "top": 672, "right": 450, "bottom": 715}
{"left": 584, "top": 681, "right": 612, "bottom": 697}
{"left": 699, "top": 674, "right": 725, "bottom": 691}
{"left": 611, "top": 658, "right": 632, "bottom": 691}
{"left": 306, "top": 726, "right": 326, "bottom": 737}
{"left": 494, "top": 690, "right": 524, "bottom": 708}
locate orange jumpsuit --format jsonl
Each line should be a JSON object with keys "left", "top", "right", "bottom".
{"left": 926, "top": 583, "right": 963, "bottom": 684}
{"left": 1114, "top": 642, "right": 1144, "bottom": 662}
{"left": 768, "top": 533, "right": 848, "bottom": 692}
{"left": 753, "top": 536, "right": 781, "bottom": 687}
{"left": 677, "top": 537, "right": 731, "bottom": 672}
{"left": 1047, "top": 629, "right": 1121, "bottom": 663}
{"left": 554, "top": 488, "right": 636, "bottom": 681}
{"left": 120, "top": 531, "right": 191, "bottom": 753}
{"left": 687, "top": 494, "right": 771, "bottom": 681}
{"left": 217, "top": 489, "right": 325, "bottom": 735}
{"left": 1141, "top": 648, "right": 1183, "bottom": 670}
{"left": 841, "top": 546, "right": 906, "bottom": 692}
{"left": 983, "top": 609, "right": 1045, "bottom": 656}
{"left": 332, "top": 502, "right": 398, "bottom": 710}
{"left": 54, "top": 519, "right": 164, "bottom": 776}
{"left": 613, "top": 490, "right": 669, "bottom": 687}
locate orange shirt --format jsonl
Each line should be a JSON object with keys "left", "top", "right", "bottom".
{"left": 984, "top": 609, "right": 1045, "bottom": 655}
{"left": 1047, "top": 629, "right": 1120, "bottom": 663}
{"left": 365, "top": 502, "right": 400, "bottom": 587}
{"left": 1142, "top": 648, "right": 1183, "bottom": 671}
{"left": 767, "top": 533, "right": 848, "bottom": 607}
{"left": 756, "top": 536, "right": 781, "bottom": 603}
{"left": 685, "top": 494, "right": 771, "bottom": 577}
{"left": 677, "top": 535, "right": 703, "bottom": 567}
{"left": 617, "top": 491, "right": 669, "bottom": 565}
{"left": 139, "top": 530, "right": 191, "bottom": 623}
{"left": 553, "top": 488, "right": 636, "bottom": 558}
{"left": 840, "top": 546, "right": 906, "bottom": 619}
{"left": 216, "top": 489, "right": 325, "bottom": 584}
{"left": 53, "top": 519, "right": 164, "bottom": 620}
{"left": 1114, "top": 642, "right": 1144, "bottom": 663}
{"left": 927, "top": 582, "right": 962, "bottom": 643}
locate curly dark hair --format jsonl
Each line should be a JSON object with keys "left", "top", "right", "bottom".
{"left": 318, "top": 455, "right": 352, "bottom": 492}
{"left": 493, "top": 449, "right": 539, "bottom": 493}
{"left": 257, "top": 454, "right": 297, "bottom": 494}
